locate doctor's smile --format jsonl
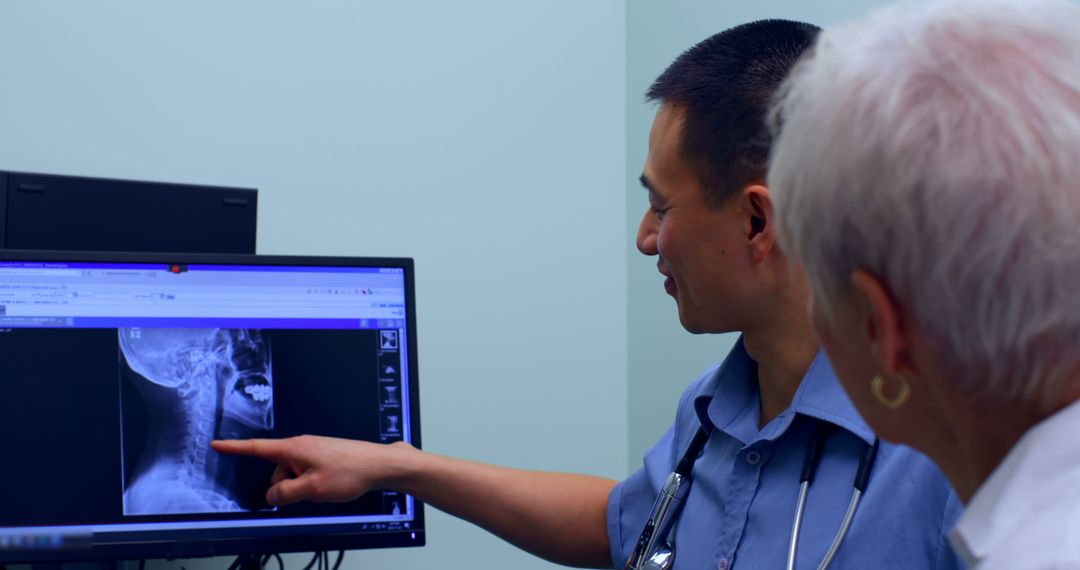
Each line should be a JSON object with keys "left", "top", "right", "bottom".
{"left": 659, "top": 263, "right": 676, "bottom": 296}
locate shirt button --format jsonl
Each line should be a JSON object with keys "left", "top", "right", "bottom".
{"left": 718, "top": 559, "right": 729, "bottom": 570}
{"left": 746, "top": 450, "right": 761, "bottom": 465}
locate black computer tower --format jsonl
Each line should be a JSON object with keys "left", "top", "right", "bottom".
{"left": 0, "top": 170, "right": 257, "bottom": 253}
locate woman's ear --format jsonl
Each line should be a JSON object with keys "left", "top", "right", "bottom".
{"left": 850, "top": 270, "right": 911, "bottom": 376}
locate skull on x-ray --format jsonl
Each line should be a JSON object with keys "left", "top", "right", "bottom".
{"left": 119, "top": 327, "right": 277, "bottom": 515}
{"left": 219, "top": 329, "right": 274, "bottom": 430}
{"left": 119, "top": 328, "right": 274, "bottom": 431}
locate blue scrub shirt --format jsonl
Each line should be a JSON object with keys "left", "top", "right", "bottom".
{"left": 609, "top": 337, "right": 963, "bottom": 569}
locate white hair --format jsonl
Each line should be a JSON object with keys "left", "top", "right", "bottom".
{"left": 769, "top": 0, "right": 1080, "bottom": 410}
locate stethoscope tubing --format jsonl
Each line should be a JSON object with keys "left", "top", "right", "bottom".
{"left": 786, "top": 481, "right": 812, "bottom": 570}
{"left": 818, "top": 489, "right": 862, "bottom": 570}
{"left": 786, "top": 433, "right": 881, "bottom": 570}
{"left": 628, "top": 417, "right": 881, "bottom": 570}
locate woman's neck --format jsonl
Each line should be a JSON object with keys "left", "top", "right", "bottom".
{"left": 923, "top": 397, "right": 1043, "bottom": 502}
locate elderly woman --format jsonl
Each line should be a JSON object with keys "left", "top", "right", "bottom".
{"left": 768, "top": 0, "right": 1080, "bottom": 567}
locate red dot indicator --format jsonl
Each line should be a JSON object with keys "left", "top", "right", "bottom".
{"left": 170, "top": 265, "right": 182, "bottom": 274}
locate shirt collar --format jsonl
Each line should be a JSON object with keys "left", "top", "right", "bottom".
{"left": 949, "top": 397, "right": 1080, "bottom": 567}
{"left": 693, "top": 335, "right": 875, "bottom": 446}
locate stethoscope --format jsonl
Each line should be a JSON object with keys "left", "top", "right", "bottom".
{"left": 623, "top": 418, "right": 881, "bottom": 570}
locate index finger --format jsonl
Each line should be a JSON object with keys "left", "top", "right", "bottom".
{"left": 211, "top": 438, "right": 288, "bottom": 462}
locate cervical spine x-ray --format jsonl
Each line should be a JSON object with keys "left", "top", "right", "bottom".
{"left": 119, "top": 328, "right": 275, "bottom": 515}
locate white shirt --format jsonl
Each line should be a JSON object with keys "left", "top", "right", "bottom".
{"left": 949, "top": 398, "right": 1080, "bottom": 569}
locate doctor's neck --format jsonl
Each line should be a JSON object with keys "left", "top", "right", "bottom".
{"left": 741, "top": 289, "right": 819, "bottom": 429}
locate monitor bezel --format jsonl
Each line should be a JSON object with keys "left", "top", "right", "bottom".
{"left": 0, "top": 249, "right": 425, "bottom": 562}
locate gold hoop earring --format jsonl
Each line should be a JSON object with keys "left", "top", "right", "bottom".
{"left": 871, "top": 374, "right": 910, "bottom": 410}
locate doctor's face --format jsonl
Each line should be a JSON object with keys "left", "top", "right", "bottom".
{"left": 636, "top": 104, "right": 757, "bottom": 334}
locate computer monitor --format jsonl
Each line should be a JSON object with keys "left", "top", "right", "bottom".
{"left": 0, "top": 250, "right": 423, "bottom": 563}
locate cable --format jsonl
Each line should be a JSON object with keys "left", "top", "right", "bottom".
{"left": 301, "top": 552, "right": 320, "bottom": 570}
{"left": 331, "top": 551, "right": 345, "bottom": 570}
{"left": 228, "top": 553, "right": 265, "bottom": 570}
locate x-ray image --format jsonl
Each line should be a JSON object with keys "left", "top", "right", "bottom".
{"left": 118, "top": 328, "right": 275, "bottom": 516}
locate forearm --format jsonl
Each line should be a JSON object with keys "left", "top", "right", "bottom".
{"left": 385, "top": 443, "right": 616, "bottom": 568}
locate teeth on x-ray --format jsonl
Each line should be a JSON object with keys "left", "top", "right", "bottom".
{"left": 245, "top": 383, "right": 272, "bottom": 402}
{"left": 119, "top": 328, "right": 275, "bottom": 516}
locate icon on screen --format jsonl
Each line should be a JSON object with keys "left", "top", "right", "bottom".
{"left": 383, "top": 385, "right": 399, "bottom": 405}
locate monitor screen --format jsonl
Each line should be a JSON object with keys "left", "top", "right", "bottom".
{"left": 0, "top": 250, "right": 423, "bottom": 563}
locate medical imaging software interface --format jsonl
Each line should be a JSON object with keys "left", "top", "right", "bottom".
{"left": 0, "top": 261, "right": 418, "bottom": 552}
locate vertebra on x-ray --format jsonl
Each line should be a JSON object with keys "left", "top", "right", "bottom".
{"left": 119, "top": 328, "right": 275, "bottom": 516}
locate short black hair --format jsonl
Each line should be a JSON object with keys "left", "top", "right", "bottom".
{"left": 647, "top": 19, "right": 820, "bottom": 207}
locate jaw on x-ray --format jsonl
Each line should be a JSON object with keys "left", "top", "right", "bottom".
{"left": 119, "top": 328, "right": 275, "bottom": 515}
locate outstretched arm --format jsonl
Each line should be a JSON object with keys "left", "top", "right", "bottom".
{"left": 212, "top": 436, "right": 616, "bottom": 568}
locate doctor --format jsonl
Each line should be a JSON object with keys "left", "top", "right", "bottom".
{"left": 215, "top": 20, "right": 961, "bottom": 569}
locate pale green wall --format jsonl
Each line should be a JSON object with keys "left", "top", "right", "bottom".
{"left": 0, "top": 2, "right": 626, "bottom": 570}
{"left": 624, "top": 0, "right": 895, "bottom": 470}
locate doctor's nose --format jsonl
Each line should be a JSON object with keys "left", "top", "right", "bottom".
{"left": 637, "top": 210, "right": 659, "bottom": 256}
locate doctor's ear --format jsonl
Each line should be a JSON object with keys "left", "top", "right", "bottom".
{"left": 744, "top": 184, "right": 775, "bottom": 261}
